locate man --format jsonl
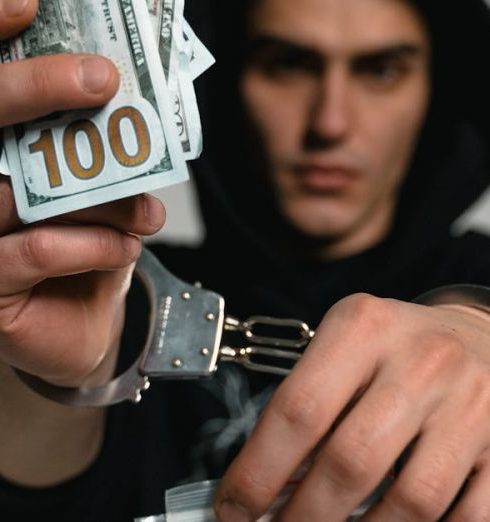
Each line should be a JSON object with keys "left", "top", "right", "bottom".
{"left": 203, "top": 1, "right": 490, "bottom": 519}
{"left": 2, "top": 0, "right": 490, "bottom": 521}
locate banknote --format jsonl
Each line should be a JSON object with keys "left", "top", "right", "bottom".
{"left": 182, "top": 18, "right": 216, "bottom": 81}
{"left": 147, "top": 0, "right": 164, "bottom": 39}
{"left": 175, "top": 35, "right": 203, "bottom": 158}
{"left": 1, "top": 0, "right": 188, "bottom": 223}
{"left": 176, "top": 18, "right": 215, "bottom": 158}
{"left": 0, "top": 146, "right": 9, "bottom": 176}
{"left": 153, "top": 0, "right": 202, "bottom": 159}
{"left": 0, "top": 4, "right": 216, "bottom": 183}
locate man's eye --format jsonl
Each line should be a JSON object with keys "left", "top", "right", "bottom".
{"left": 357, "top": 58, "right": 407, "bottom": 87}
{"left": 253, "top": 52, "right": 322, "bottom": 77}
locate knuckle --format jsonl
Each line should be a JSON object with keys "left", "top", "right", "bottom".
{"left": 410, "top": 332, "right": 465, "bottom": 381}
{"left": 227, "top": 464, "right": 277, "bottom": 514}
{"left": 336, "top": 293, "right": 395, "bottom": 332}
{"left": 19, "top": 228, "right": 54, "bottom": 269}
{"left": 272, "top": 386, "right": 326, "bottom": 438}
{"left": 478, "top": 374, "right": 490, "bottom": 413}
{"left": 389, "top": 476, "right": 449, "bottom": 520}
{"left": 463, "top": 369, "right": 490, "bottom": 420}
{"left": 425, "top": 331, "right": 465, "bottom": 363}
{"left": 336, "top": 292, "right": 379, "bottom": 315}
{"left": 324, "top": 435, "right": 376, "bottom": 489}
{"left": 371, "top": 382, "right": 408, "bottom": 421}
{"left": 30, "top": 61, "right": 56, "bottom": 101}
{"left": 95, "top": 230, "right": 120, "bottom": 259}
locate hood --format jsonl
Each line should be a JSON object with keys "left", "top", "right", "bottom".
{"left": 185, "top": 0, "right": 490, "bottom": 275}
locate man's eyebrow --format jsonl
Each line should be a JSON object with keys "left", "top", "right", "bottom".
{"left": 246, "top": 35, "right": 322, "bottom": 61}
{"left": 246, "top": 35, "right": 423, "bottom": 62}
{"left": 355, "top": 44, "right": 423, "bottom": 63}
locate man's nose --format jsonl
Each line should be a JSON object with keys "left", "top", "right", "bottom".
{"left": 306, "top": 68, "right": 352, "bottom": 147}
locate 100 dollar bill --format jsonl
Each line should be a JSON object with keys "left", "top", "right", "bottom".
{"left": 182, "top": 18, "right": 215, "bottom": 82}
{"left": 153, "top": 0, "right": 201, "bottom": 159}
{"left": 0, "top": 147, "right": 8, "bottom": 175}
{"left": 1, "top": 0, "right": 188, "bottom": 223}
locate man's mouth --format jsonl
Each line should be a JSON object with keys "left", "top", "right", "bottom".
{"left": 292, "top": 163, "right": 358, "bottom": 192}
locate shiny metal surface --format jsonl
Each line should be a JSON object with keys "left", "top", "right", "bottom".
{"left": 16, "top": 251, "right": 489, "bottom": 408}
{"left": 16, "top": 247, "right": 225, "bottom": 406}
{"left": 414, "top": 284, "right": 490, "bottom": 312}
{"left": 219, "top": 315, "right": 314, "bottom": 375}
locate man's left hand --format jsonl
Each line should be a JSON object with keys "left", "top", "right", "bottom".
{"left": 214, "top": 293, "right": 490, "bottom": 521}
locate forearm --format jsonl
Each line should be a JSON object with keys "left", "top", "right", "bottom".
{"left": 0, "top": 362, "right": 105, "bottom": 487}
{"left": 0, "top": 314, "right": 122, "bottom": 488}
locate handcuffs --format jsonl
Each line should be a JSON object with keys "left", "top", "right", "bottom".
{"left": 16, "top": 247, "right": 490, "bottom": 408}
{"left": 16, "top": 247, "right": 314, "bottom": 407}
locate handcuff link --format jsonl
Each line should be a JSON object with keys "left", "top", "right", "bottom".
{"left": 16, "top": 247, "right": 490, "bottom": 407}
{"left": 16, "top": 248, "right": 314, "bottom": 407}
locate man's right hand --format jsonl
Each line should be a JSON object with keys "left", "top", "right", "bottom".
{"left": 0, "top": 0, "right": 165, "bottom": 487}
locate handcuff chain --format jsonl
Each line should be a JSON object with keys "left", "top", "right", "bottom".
{"left": 219, "top": 315, "right": 315, "bottom": 376}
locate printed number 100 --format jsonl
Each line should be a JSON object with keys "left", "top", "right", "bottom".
{"left": 29, "top": 106, "right": 151, "bottom": 188}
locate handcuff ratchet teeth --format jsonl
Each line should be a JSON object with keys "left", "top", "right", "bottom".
{"left": 16, "top": 247, "right": 314, "bottom": 407}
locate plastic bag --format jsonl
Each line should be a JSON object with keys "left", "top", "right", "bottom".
{"left": 135, "top": 469, "right": 392, "bottom": 522}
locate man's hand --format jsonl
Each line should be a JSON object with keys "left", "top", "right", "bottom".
{"left": 0, "top": 0, "right": 165, "bottom": 385}
{"left": 214, "top": 294, "right": 490, "bottom": 521}
{"left": 0, "top": 0, "right": 165, "bottom": 486}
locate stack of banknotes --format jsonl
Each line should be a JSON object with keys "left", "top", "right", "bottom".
{"left": 0, "top": 0, "right": 214, "bottom": 222}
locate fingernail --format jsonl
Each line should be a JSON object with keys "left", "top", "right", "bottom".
{"left": 2, "top": 0, "right": 30, "bottom": 17}
{"left": 217, "top": 500, "right": 252, "bottom": 522}
{"left": 78, "top": 57, "right": 112, "bottom": 94}
{"left": 143, "top": 195, "right": 164, "bottom": 230}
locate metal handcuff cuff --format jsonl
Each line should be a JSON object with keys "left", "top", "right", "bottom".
{"left": 16, "top": 247, "right": 490, "bottom": 407}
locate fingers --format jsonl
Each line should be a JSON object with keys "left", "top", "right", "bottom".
{"left": 446, "top": 450, "right": 490, "bottom": 521}
{"left": 0, "top": 0, "right": 38, "bottom": 40}
{"left": 0, "top": 175, "right": 165, "bottom": 238}
{"left": 364, "top": 373, "right": 490, "bottom": 521}
{"left": 276, "top": 380, "right": 423, "bottom": 521}
{"left": 0, "top": 54, "right": 119, "bottom": 126}
{"left": 52, "top": 193, "right": 166, "bottom": 237}
{"left": 0, "top": 267, "right": 135, "bottom": 384}
{"left": 214, "top": 294, "right": 384, "bottom": 520}
{"left": 0, "top": 177, "right": 21, "bottom": 235}
{"left": 214, "top": 297, "right": 490, "bottom": 521}
{"left": 366, "top": 435, "right": 472, "bottom": 521}
{"left": 0, "top": 223, "right": 142, "bottom": 295}
{"left": 268, "top": 325, "right": 472, "bottom": 521}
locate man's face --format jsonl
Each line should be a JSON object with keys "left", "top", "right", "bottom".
{"left": 241, "top": 0, "right": 431, "bottom": 258}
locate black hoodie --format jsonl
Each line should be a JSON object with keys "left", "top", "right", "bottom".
{"left": 149, "top": 0, "right": 490, "bottom": 326}
{"left": 3, "top": 1, "right": 490, "bottom": 521}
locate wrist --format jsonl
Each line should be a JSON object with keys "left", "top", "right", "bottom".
{"left": 414, "top": 284, "right": 490, "bottom": 314}
{"left": 0, "top": 361, "right": 107, "bottom": 487}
